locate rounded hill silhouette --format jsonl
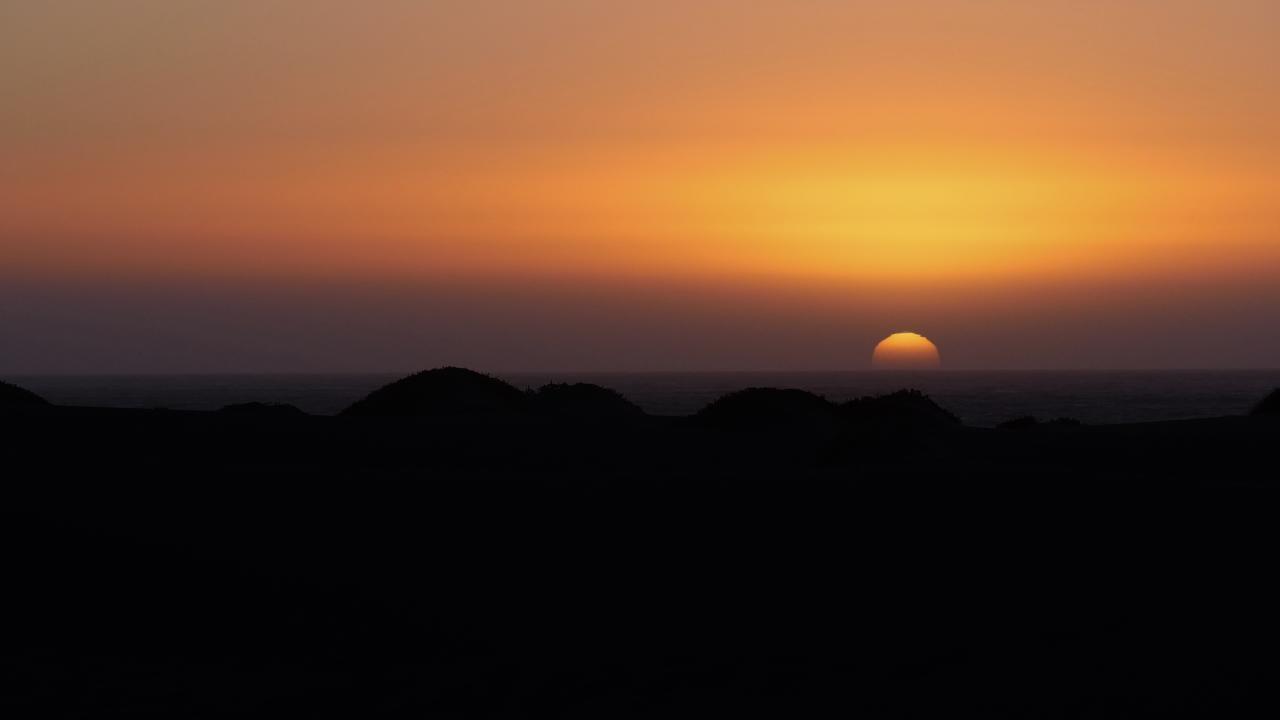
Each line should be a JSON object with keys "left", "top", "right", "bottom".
{"left": 695, "top": 388, "right": 839, "bottom": 431}
{"left": 531, "top": 383, "right": 644, "bottom": 421}
{"left": 0, "top": 380, "right": 49, "bottom": 408}
{"left": 342, "top": 367, "right": 528, "bottom": 417}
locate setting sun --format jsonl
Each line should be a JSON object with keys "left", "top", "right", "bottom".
{"left": 872, "top": 333, "right": 942, "bottom": 370}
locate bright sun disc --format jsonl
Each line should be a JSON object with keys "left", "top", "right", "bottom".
{"left": 872, "top": 332, "right": 941, "bottom": 370}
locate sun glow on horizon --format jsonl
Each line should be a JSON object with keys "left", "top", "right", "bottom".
{"left": 3, "top": 1, "right": 1280, "bottom": 291}
{"left": 3, "top": 2, "right": 1280, "bottom": 372}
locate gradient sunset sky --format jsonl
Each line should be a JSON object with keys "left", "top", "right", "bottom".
{"left": 3, "top": 1, "right": 1279, "bottom": 372}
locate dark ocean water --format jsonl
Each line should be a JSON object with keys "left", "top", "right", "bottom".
{"left": 10, "top": 370, "right": 1280, "bottom": 427}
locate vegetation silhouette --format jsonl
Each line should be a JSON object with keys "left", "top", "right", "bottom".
{"left": 342, "top": 366, "right": 528, "bottom": 417}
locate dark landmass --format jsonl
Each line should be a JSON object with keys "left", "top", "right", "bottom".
{"left": 341, "top": 366, "right": 528, "bottom": 417}
{"left": 0, "top": 379, "right": 49, "bottom": 407}
{"left": 529, "top": 382, "right": 646, "bottom": 422}
{"left": 3, "top": 370, "right": 1280, "bottom": 716}
{"left": 1253, "top": 388, "right": 1280, "bottom": 416}
{"left": 695, "top": 387, "right": 841, "bottom": 431}
{"left": 840, "top": 388, "right": 961, "bottom": 430}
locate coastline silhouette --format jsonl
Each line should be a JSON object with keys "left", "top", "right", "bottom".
{"left": 3, "top": 368, "right": 1280, "bottom": 715}
{"left": 0, "top": 380, "right": 49, "bottom": 408}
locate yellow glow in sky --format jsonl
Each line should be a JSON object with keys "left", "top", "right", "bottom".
{"left": 3, "top": 1, "right": 1279, "bottom": 289}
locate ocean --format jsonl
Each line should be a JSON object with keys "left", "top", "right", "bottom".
{"left": 10, "top": 370, "right": 1280, "bottom": 427}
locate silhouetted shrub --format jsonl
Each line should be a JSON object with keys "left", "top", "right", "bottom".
{"left": 531, "top": 383, "right": 644, "bottom": 421}
{"left": 1252, "top": 389, "right": 1280, "bottom": 417}
{"left": 997, "top": 416, "right": 1040, "bottom": 430}
{"left": 0, "top": 380, "right": 49, "bottom": 408}
{"left": 840, "top": 389, "right": 961, "bottom": 431}
{"left": 218, "top": 402, "right": 308, "bottom": 418}
{"left": 342, "top": 367, "right": 528, "bottom": 417}
{"left": 696, "top": 388, "right": 839, "bottom": 431}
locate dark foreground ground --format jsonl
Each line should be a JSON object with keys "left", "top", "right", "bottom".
{"left": 4, "top": 384, "right": 1280, "bottom": 716}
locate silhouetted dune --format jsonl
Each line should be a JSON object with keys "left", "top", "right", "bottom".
{"left": 341, "top": 367, "right": 528, "bottom": 417}
{"left": 6, "top": 373, "right": 1280, "bottom": 715}
{"left": 217, "top": 402, "right": 308, "bottom": 418}
{"left": 1252, "top": 388, "right": 1280, "bottom": 416}
{"left": 840, "top": 389, "right": 960, "bottom": 431}
{"left": 695, "top": 388, "right": 840, "bottom": 431}
{"left": 531, "top": 382, "right": 645, "bottom": 421}
{"left": 0, "top": 380, "right": 48, "bottom": 408}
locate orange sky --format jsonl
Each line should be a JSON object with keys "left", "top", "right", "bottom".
{"left": 3, "top": 1, "right": 1279, "bottom": 370}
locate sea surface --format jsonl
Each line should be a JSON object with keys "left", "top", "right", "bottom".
{"left": 10, "top": 370, "right": 1280, "bottom": 427}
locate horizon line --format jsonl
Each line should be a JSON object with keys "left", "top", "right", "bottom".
{"left": 8, "top": 367, "right": 1280, "bottom": 377}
